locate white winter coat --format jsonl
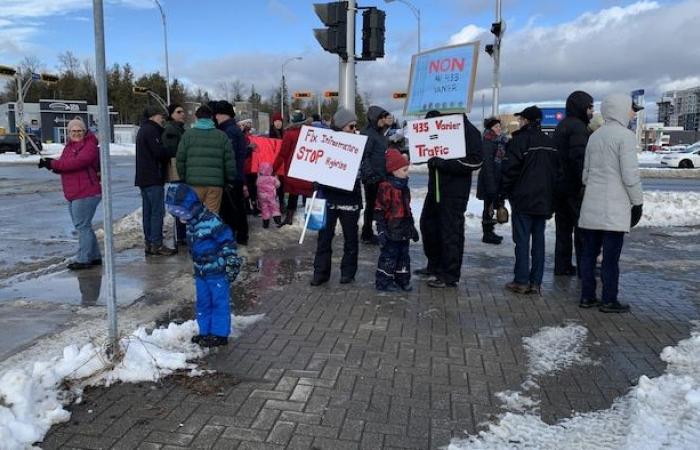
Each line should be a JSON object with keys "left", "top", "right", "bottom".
{"left": 578, "top": 94, "right": 643, "bottom": 233}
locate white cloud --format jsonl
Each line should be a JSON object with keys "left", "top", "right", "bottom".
{"left": 448, "top": 25, "right": 486, "bottom": 46}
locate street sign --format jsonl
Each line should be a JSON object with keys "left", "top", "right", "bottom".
{"left": 540, "top": 107, "right": 566, "bottom": 128}
{"left": 31, "top": 73, "right": 41, "bottom": 80}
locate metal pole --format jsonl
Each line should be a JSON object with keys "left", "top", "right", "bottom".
{"left": 343, "top": 0, "right": 356, "bottom": 113}
{"left": 154, "top": 0, "right": 170, "bottom": 105}
{"left": 93, "top": 0, "right": 118, "bottom": 355}
{"left": 416, "top": 8, "right": 421, "bottom": 53}
{"left": 281, "top": 74, "right": 285, "bottom": 124}
{"left": 16, "top": 76, "right": 27, "bottom": 157}
{"left": 492, "top": 0, "right": 502, "bottom": 116}
{"left": 317, "top": 92, "right": 322, "bottom": 117}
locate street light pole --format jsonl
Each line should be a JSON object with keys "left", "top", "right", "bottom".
{"left": 492, "top": 0, "right": 502, "bottom": 116}
{"left": 384, "top": 0, "right": 421, "bottom": 53}
{"left": 281, "top": 57, "right": 302, "bottom": 124}
{"left": 153, "top": 0, "right": 170, "bottom": 105}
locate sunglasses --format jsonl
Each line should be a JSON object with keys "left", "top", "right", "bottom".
{"left": 174, "top": 110, "right": 185, "bottom": 114}
{"left": 346, "top": 123, "right": 357, "bottom": 130}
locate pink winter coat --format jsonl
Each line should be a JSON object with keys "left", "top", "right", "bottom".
{"left": 51, "top": 132, "right": 101, "bottom": 201}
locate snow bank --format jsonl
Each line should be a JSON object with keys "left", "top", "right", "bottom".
{"left": 0, "top": 314, "right": 264, "bottom": 450}
{"left": 640, "top": 168, "right": 700, "bottom": 179}
{"left": 640, "top": 191, "right": 700, "bottom": 227}
{"left": 449, "top": 326, "right": 700, "bottom": 450}
{"left": 638, "top": 151, "right": 662, "bottom": 165}
{"left": 0, "top": 143, "right": 135, "bottom": 164}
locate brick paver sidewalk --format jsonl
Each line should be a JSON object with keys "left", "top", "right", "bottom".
{"left": 41, "top": 226, "right": 700, "bottom": 449}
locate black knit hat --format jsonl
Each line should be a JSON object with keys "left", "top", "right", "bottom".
{"left": 483, "top": 117, "right": 501, "bottom": 130}
{"left": 143, "top": 105, "right": 165, "bottom": 120}
{"left": 214, "top": 100, "right": 236, "bottom": 117}
{"left": 515, "top": 106, "right": 543, "bottom": 122}
{"left": 167, "top": 103, "right": 183, "bottom": 118}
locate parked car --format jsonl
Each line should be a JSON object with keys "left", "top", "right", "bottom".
{"left": 0, "top": 133, "right": 42, "bottom": 154}
{"left": 660, "top": 143, "right": 700, "bottom": 168}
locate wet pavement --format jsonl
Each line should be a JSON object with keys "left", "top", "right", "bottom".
{"left": 37, "top": 220, "right": 700, "bottom": 449}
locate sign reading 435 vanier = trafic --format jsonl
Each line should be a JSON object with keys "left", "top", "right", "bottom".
{"left": 405, "top": 114, "right": 466, "bottom": 164}
{"left": 287, "top": 126, "right": 368, "bottom": 191}
{"left": 404, "top": 41, "right": 480, "bottom": 116}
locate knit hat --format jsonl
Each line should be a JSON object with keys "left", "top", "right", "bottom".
{"left": 483, "top": 117, "right": 501, "bottom": 130}
{"left": 165, "top": 184, "right": 203, "bottom": 221}
{"left": 290, "top": 110, "right": 306, "bottom": 124}
{"left": 167, "top": 103, "right": 183, "bottom": 118}
{"left": 333, "top": 107, "right": 357, "bottom": 130}
{"left": 386, "top": 148, "right": 409, "bottom": 173}
{"left": 66, "top": 116, "right": 86, "bottom": 131}
{"left": 214, "top": 100, "right": 236, "bottom": 117}
{"left": 515, "top": 106, "right": 543, "bottom": 122}
{"left": 143, "top": 105, "right": 165, "bottom": 120}
{"left": 272, "top": 112, "right": 283, "bottom": 122}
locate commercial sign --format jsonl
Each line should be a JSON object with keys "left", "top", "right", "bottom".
{"left": 405, "top": 114, "right": 466, "bottom": 164}
{"left": 287, "top": 126, "right": 368, "bottom": 191}
{"left": 540, "top": 107, "right": 566, "bottom": 128}
{"left": 404, "top": 42, "right": 480, "bottom": 116}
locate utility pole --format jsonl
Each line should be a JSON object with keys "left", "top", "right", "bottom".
{"left": 93, "top": 0, "right": 119, "bottom": 355}
{"left": 341, "top": 0, "right": 356, "bottom": 113}
{"left": 486, "top": 0, "right": 504, "bottom": 116}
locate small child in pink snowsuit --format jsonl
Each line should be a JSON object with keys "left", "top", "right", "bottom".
{"left": 256, "top": 162, "right": 282, "bottom": 228}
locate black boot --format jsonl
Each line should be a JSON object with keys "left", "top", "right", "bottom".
{"left": 262, "top": 219, "right": 270, "bottom": 229}
{"left": 481, "top": 222, "right": 503, "bottom": 245}
{"left": 273, "top": 216, "right": 282, "bottom": 226}
{"left": 279, "top": 209, "right": 294, "bottom": 227}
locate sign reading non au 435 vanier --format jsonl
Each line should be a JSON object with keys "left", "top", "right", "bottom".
{"left": 287, "top": 126, "right": 368, "bottom": 191}
{"left": 405, "top": 114, "right": 466, "bottom": 164}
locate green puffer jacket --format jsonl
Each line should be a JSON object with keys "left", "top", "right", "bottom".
{"left": 176, "top": 121, "right": 236, "bottom": 187}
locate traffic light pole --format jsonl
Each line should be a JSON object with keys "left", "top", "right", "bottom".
{"left": 340, "top": 0, "right": 356, "bottom": 113}
{"left": 492, "top": 0, "right": 502, "bottom": 116}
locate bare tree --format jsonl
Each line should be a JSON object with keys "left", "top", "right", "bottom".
{"left": 57, "top": 51, "right": 81, "bottom": 75}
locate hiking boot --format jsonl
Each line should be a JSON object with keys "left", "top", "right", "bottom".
{"left": 339, "top": 275, "right": 354, "bottom": 284}
{"left": 599, "top": 301, "right": 631, "bottom": 313}
{"left": 191, "top": 334, "right": 208, "bottom": 345}
{"left": 526, "top": 284, "right": 542, "bottom": 295}
{"left": 428, "top": 279, "right": 457, "bottom": 288}
{"left": 310, "top": 275, "right": 329, "bottom": 286}
{"left": 482, "top": 232, "right": 503, "bottom": 245}
{"left": 148, "top": 244, "right": 177, "bottom": 256}
{"left": 262, "top": 219, "right": 270, "bottom": 229}
{"left": 68, "top": 261, "right": 96, "bottom": 271}
{"left": 399, "top": 283, "right": 413, "bottom": 292}
{"left": 203, "top": 335, "right": 229, "bottom": 347}
{"left": 273, "top": 216, "right": 282, "bottom": 226}
{"left": 579, "top": 298, "right": 600, "bottom": 309}
{"left": 505, "top": 281, "right": 530, "bottom": 294}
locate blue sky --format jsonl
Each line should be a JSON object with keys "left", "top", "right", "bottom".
{"left": 2, "top": 0, "right": 699, "bottom": 122}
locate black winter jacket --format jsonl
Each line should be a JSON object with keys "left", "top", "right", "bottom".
{"left": 427, "top": 114, "right": 483, "bottom": 200}
{"left": 501, "top": 123, "right": 559, "bottom": 217}
{"left": 320, "top": 178, "right": 363, "bottom": 210}
{"left": 135, "top": 120, "right": 174, "bottom": 187}
{"left": 476, "top": 129, "right": 507, "bottom": 200}
{"left": 553, "top": 91, "right": 593, "bottom": 201}
{"left": 360, "top": 106, "right": 389, "bottom": 184}
{"left": 218, "top": 118, "right": 248, "bottom": 182}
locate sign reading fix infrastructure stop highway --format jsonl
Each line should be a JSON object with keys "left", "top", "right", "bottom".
{"left": 287, "top": 126, "right": 368, "bottom": 191}
{"left": 405, "top": 114, "right": 466, "bottom": 164}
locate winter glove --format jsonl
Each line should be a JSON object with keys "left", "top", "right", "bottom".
{"left": 377, "top": 232, "right": 388, "bottom": 248}
{"left": 427, "top": 157, "right": 444, "bottom": 170}
{"left": 224, "top": 253, "right": 243, "bottom": 283}
{"left": 411, "top": 226, "right": 420, "bottom": 242}
{"left": 38, "top": 158, "right": 54, "bottom": 170}
{"left": 630, "top": 204, "right": 643, "bottom": 228}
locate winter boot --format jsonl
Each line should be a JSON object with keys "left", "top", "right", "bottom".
{"left": 149, "top": 244, "right": 177, "bottom": 256}
{"left": 273, "top": 216, "right": 282, "bottom": 226}
{"left": 144, "top": 242, "right": 154, "bottom": 256}
{"left": 281, "top": 209, "right": 294, "bottom": 226}
{"left": 262, "top": 219, "right": 270, "bottom": 229}
{"left": 481, "top": 223, "right": 503, "bottom": 245}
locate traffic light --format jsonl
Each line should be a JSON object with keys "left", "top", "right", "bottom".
{"left": 491, "top": 21, "right": 503, "bottom": 37}
{"left": 361, "top": 8, "right": 385, "bottom": 60}
{"left": 392, "top": 92, "right": 407, "bottom": 99}
{"left": 40, "top": 73, "right": 59, "bottom": 83}
{"left": 313, "top": 2, "right": 348, "bottom": 59}
{"left": 293, "top": 91, "right": 313, "bottom": 99}
{"left": 485, "top": 44, "right": 494, "bottom": 56}
{"left": 133, "top": 86, "right": 150, "bottom": 94}
{"left": 324, "top": 91, "right": 339, "bottom": 98}
{"left": 0, "top": 65, "right": 17, "bottom": 77}
{"left": 486, "top": 21, "right": 505, "bottom": 57}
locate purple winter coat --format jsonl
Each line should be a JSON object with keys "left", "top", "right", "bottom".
{"left": 51, "top": 132, "right": 101, "bottom": 201}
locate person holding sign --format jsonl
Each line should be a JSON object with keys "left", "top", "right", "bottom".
{"left": 374, "top": 149, "right": 419, "bottom": 292}
{"left": 310, "top": 108, "right": 364, "bottom": 286}
{"left": 416, "top": 111, "right": 483, "bottom": 289}
{"left": 360, "top": 105, "right": 393, "bottom": 244}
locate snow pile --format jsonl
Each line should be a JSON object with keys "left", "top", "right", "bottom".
{"left": 0, "top": 314, "right": 264, "bottom": 449}
{"left": 638, "top": 151, "right": 662, "bottom": 165}
{"left": 640, "top": 168, "right": 700, "bottom": 178}
{"left": 448, "top": 326, "right": 700, "bottom": 449}
{"left": 523, "top": 323, "right": 590, "bottom": 376}
{"left": 0, "top": 143, "right": 135, "bottom": 164}
{"left": 640, "top": 191, "right": 700, "bottom": 227}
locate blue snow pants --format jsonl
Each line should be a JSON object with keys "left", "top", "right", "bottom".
{"left": 194, "top": 274, "right": 231, "bottom": 337}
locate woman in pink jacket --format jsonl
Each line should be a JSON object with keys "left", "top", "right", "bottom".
{"left": 38, "top": 117, "right": 102, "bottom": 270}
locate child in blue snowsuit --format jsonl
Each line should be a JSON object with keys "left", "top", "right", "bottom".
{"left": 165, "top": 184, "right": 241, "bottom": 347}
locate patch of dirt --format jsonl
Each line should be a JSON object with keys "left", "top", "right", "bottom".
{"left": 170, "top": 371, "right": 240, "bottom": 396}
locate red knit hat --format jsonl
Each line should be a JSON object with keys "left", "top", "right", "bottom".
{"left": 385, "top": 148, "right": 408, "bottom": 173}
{"left": 272, "top": 112, "right": 283, "bottom": 122}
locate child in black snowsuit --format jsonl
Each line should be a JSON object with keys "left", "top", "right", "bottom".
{"left": 374, "top": 148, "right": 419, "bottom": 291}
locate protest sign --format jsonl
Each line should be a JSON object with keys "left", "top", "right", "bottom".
{"left": 287, "top": 126, "right": 367, "bottom": 191}
{"left": 404, "top": 42, "right": 480, "bottom": 116}
{"left": 405, "top": 114, "right": 466, "bottom": 164}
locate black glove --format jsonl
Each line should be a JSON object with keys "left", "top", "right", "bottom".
{"left": 38, "top": 158, "right": 54, "bottom": 170}
{"left": 427, "top": 157, "right": 444, "bottom": 170}
{"left": 411, "top": 226, "right": 420, "bottom": 242}
{"left": 630, "top": 204, "right": 643, "bottom": 228}
{"left": 312, "top": 181, "right": 321, "bottom": 192}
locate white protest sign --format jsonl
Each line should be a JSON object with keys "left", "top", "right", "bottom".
{"left": 287, "top": 126, "right": 367, "bottom": 191}
{"left": 405, "top": 114, "right": 466, "bottom": 164}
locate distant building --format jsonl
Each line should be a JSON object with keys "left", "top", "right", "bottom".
{"left": 657, "top": 86, "right": 700, "bottom": 131}
{"left": 0, "top": 99, "right": 117, "bottom": 143}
